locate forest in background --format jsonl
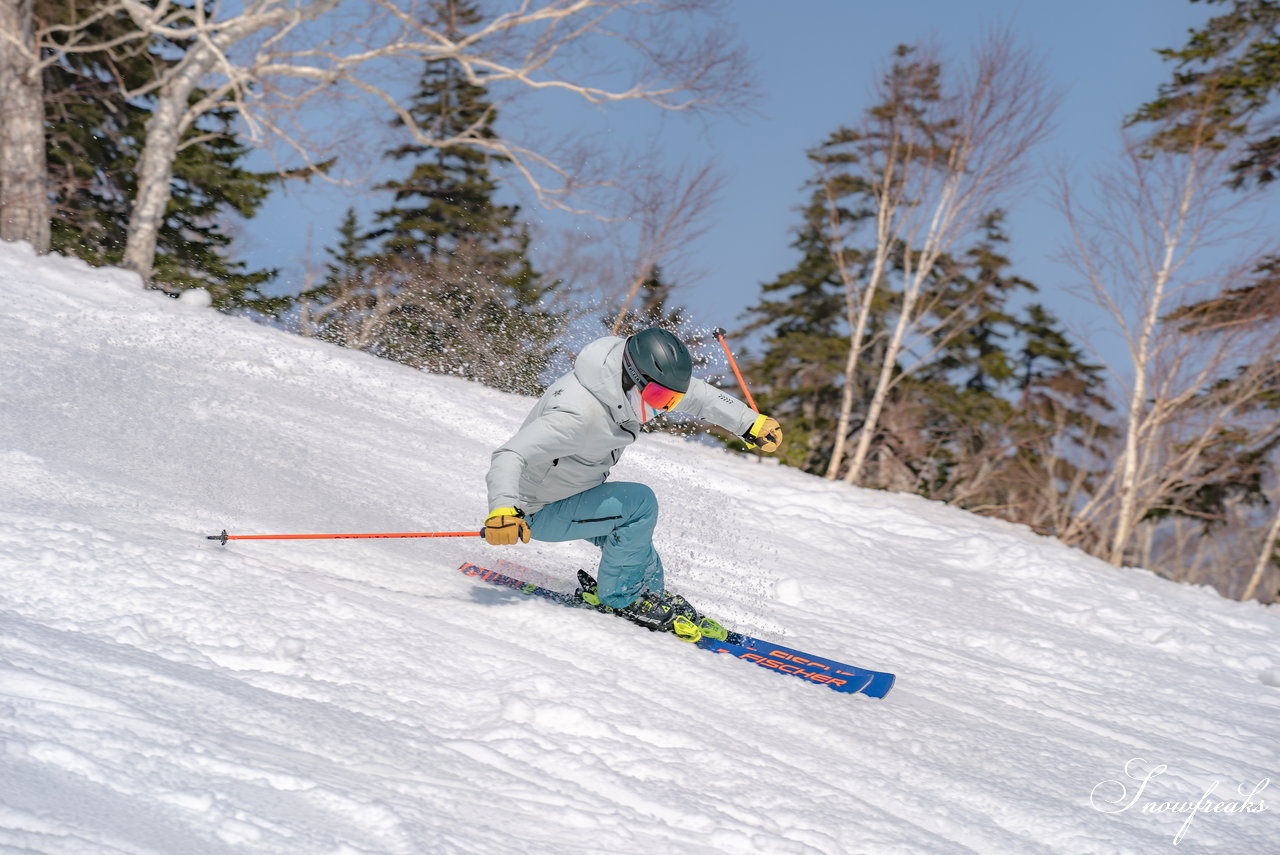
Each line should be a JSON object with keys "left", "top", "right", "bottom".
{"left": 2, "top": 0, "right": 1278, "bottom": 602}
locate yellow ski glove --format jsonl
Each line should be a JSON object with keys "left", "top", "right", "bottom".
{"left": 484, "top": 507, "right": 530, "bottom": 545}
{"left": 744, "top": 414, "right": 784, "bottom": 453}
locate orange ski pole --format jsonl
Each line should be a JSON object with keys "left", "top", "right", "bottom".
{"left": 207, "top": 529, "right": 481, "bottom": 545}
{"left": 713, "top": 327, "right": 759, "bottom": 413}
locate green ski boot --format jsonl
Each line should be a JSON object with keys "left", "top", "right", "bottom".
{"left": 577, "top": 571, "right": 728, "bottom": 643}
{"left": 619, "top": 590, "right": 729, "bottom": 643}
{"left": 575, "top": 570, "right": 615, "bottom": 613}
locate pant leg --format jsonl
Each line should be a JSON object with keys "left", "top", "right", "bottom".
{"left": 526, "top": 481, "right": 664, "bottom": 608}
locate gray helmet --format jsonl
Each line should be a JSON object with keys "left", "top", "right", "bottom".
{"left": 622, "top": 328, "right": 692, "bottom": 393}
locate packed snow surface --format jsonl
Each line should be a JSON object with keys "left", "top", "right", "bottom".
{"left": 1, "top": 241, "right": 1277, "bottom": 854}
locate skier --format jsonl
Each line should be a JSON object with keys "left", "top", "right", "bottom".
{"left": 482, "top": 328, "right": 783, "bottom": 643}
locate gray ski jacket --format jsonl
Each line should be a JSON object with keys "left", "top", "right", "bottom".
{"left": 486, "top": 336, "right": 758, "bottom": 514}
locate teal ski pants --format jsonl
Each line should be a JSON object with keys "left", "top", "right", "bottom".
{"left": 526, "top": 481, "right": 664, "bottom": 608}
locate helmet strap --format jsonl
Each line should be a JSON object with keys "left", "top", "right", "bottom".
{"left": 621, "top": 348, "right": 648, "bottom": 390}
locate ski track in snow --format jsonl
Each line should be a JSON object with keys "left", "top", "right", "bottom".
{"left": 0, "top": 241, "right": 1278, "bottom": 854}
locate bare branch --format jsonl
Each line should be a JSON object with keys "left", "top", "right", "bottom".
{"left": 836, "top": 31, "right": 1057, "bottom": 484}
{"left": 89, "top": 0, "right": 748, "bottom": 281}
{"left": 608, "top": 159, "right": 722, "bottom": 333}
{"left": 1057, "top": 82, "right": 1280, "bottom": 568}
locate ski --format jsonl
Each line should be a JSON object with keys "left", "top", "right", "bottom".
{"left": 458, "top": 560, "right": 895, "bottom": 699}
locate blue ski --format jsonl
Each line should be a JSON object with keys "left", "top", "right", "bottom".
{"left": 458, "top": 561, "right": 895, "bottom": 699}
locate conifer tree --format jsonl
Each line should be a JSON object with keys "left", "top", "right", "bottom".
{"left": 740, "top": 178, "right": 865, "bottom": 472}
{"left": 354, "top": 0, "right": 561, "bottom": 395}
{"left": 300, "top": 207, "right": 379, "bottom": 347}
{"left": 892, "top": 216, "right": 1037, "bottom": 497}
{"left": 747, "top": 120, "right": 1108, "bottom": 536}
{"left": 1125, "top": 0, "right": 1280, "bottom": 598}
{"left": 39, "top": 0, "right": 280, "bottom": 311}
{"left": 1133, "top": 0, "right": 1280, "bottom": 188}
{"left": 746, "top": 39, "right": 1052, "bottom": 484}
{"left": 840, "top": 218, "right": 1110, "bottom": 509}
{"left": 942, "top": 299, "right": 1112, "bottom": 534}
{"left": 1136, "top": 0, "right": 1280, "bottom": 446}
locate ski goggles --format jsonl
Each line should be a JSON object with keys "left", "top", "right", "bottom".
{"left": 637, "top": 379, "right": 685, "bottom": 412}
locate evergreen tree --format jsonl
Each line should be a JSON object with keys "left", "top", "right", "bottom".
{"left": 975, "top": 302, "right": 1113, "bottom": 535}
{"left": 1135, "top": 1, "right": 1280, "bottom": 344}
{"left": 894, "top": 216, "right": 1036, "bottom": 497}
{"left": 740, "top": 173, "right": 869, "bottom": 472}
{"left": 372, "top": 2, "right": 506, "bottom": 265}
{"left": 325, "top": 209, "right": 376, "bottom": 294}
{"left": 300, "top": 207, "right": 379, "bottom": 347}
{"left": 852, "top": 221, "right": 1111, "bottom": 509}
{"left": 39, "top": 0, "right": 281, "bottom": 311}
{"left": 1132, "top": 0, "right": 1280, "bottom": 188}
{"left": 1131, "top": 1, "right": 1280, "bottom": 593}
{"left": 748, "top": 136, "right": 1109, "bottom": 533}
{"left": 350, "top": 0, "right": 560, "bottom": 394}
{"left": 1136, "top": 272, "right": 1280, "bottom": 533}
{"left": 925, "top": 214, "right": 1033, "bottom": 394}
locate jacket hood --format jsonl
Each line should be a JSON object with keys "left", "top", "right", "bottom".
{"left": 573, "top": 336, "right": 635, "bottom": 425}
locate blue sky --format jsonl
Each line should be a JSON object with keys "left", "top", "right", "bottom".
{"left": 239, "top": 0, "right": 1212, "bottom": 362}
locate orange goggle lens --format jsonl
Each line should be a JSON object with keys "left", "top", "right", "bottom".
{"left": 639, "top": 380, "right": 684, "bottom": 412}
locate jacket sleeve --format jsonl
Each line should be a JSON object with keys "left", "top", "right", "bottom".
{"left": 672, "top": 378, "right": 758, "bottom": 437}
{"left": 486, "top": 409, "right": 584, "bottom": 512}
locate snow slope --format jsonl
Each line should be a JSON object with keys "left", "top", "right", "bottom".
{"left": 1, "top": 241, "right": 1277, "bottom": 855}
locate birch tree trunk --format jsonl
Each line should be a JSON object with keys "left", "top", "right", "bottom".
{"left": 815, "top": 33, "right": 1055, "bottom": 485}
{"left": 843, "top": 196, "right": 952, "bottom": 484}
{"left": 0, "top": 0, "right": 50, "bottom": 252}
{"left": 824, "top": 165, "right": 896, "bottom": 480}
{"left": 1058, "top": 103, "right": 1279, "bottom": 571}
{"left": 1241, "top": 493, "right": 1280, "bottom": 602}
{"left": 121, "top": 48, "right": 215, "bottom": 283}
{"left": 1107, "top": 185, "right": 1190, "bottom": 565}
{"left": 108, "top": 0, "right": 745, "bottom": 288}
{"left": 843, "top": 164, "right": 969, "bottom": 485}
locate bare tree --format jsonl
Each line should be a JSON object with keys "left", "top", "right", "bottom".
{"left": 1243, "top": 491, "right": 1280, "bottom": 601}
{"left": 27, "top": 0, "right": 746, "bottom": 284}
{"left": 300, "top": 261, "right": 397, "bottom": 353}
{"left": 1058, "top": 97, "right": 1280, "bottom": 568}
{"left": 823, "top": 33, "right": 1055, "bottom": 485}
{"left": 0, "top": 0, "right": 49, "bottom": 251}
{"left": 607, "top": 160, "right": 722, "bottom": 334}
{"left": 818, "top": 122, "right": 899, "bottom": 480}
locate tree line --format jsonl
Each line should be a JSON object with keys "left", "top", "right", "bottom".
{"left": 1, "top": 0, "right": 740, "bottom": 387}
{"left": 740, "top": 7, "right": 1280, "bottom": 603}
{"left": 1, "top": 0, "right": 1277, "bottom": 602}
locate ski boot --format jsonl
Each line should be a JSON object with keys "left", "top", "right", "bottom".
{"left": 576, "top": 570, "right": 615, "bottom": 613}
{"left": 576, "top": 571, "right": 728, "bottom": 643}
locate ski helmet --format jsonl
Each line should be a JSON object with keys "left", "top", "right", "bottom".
{"left": 622, "top": 328, "right": 693, "bottom": 394}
